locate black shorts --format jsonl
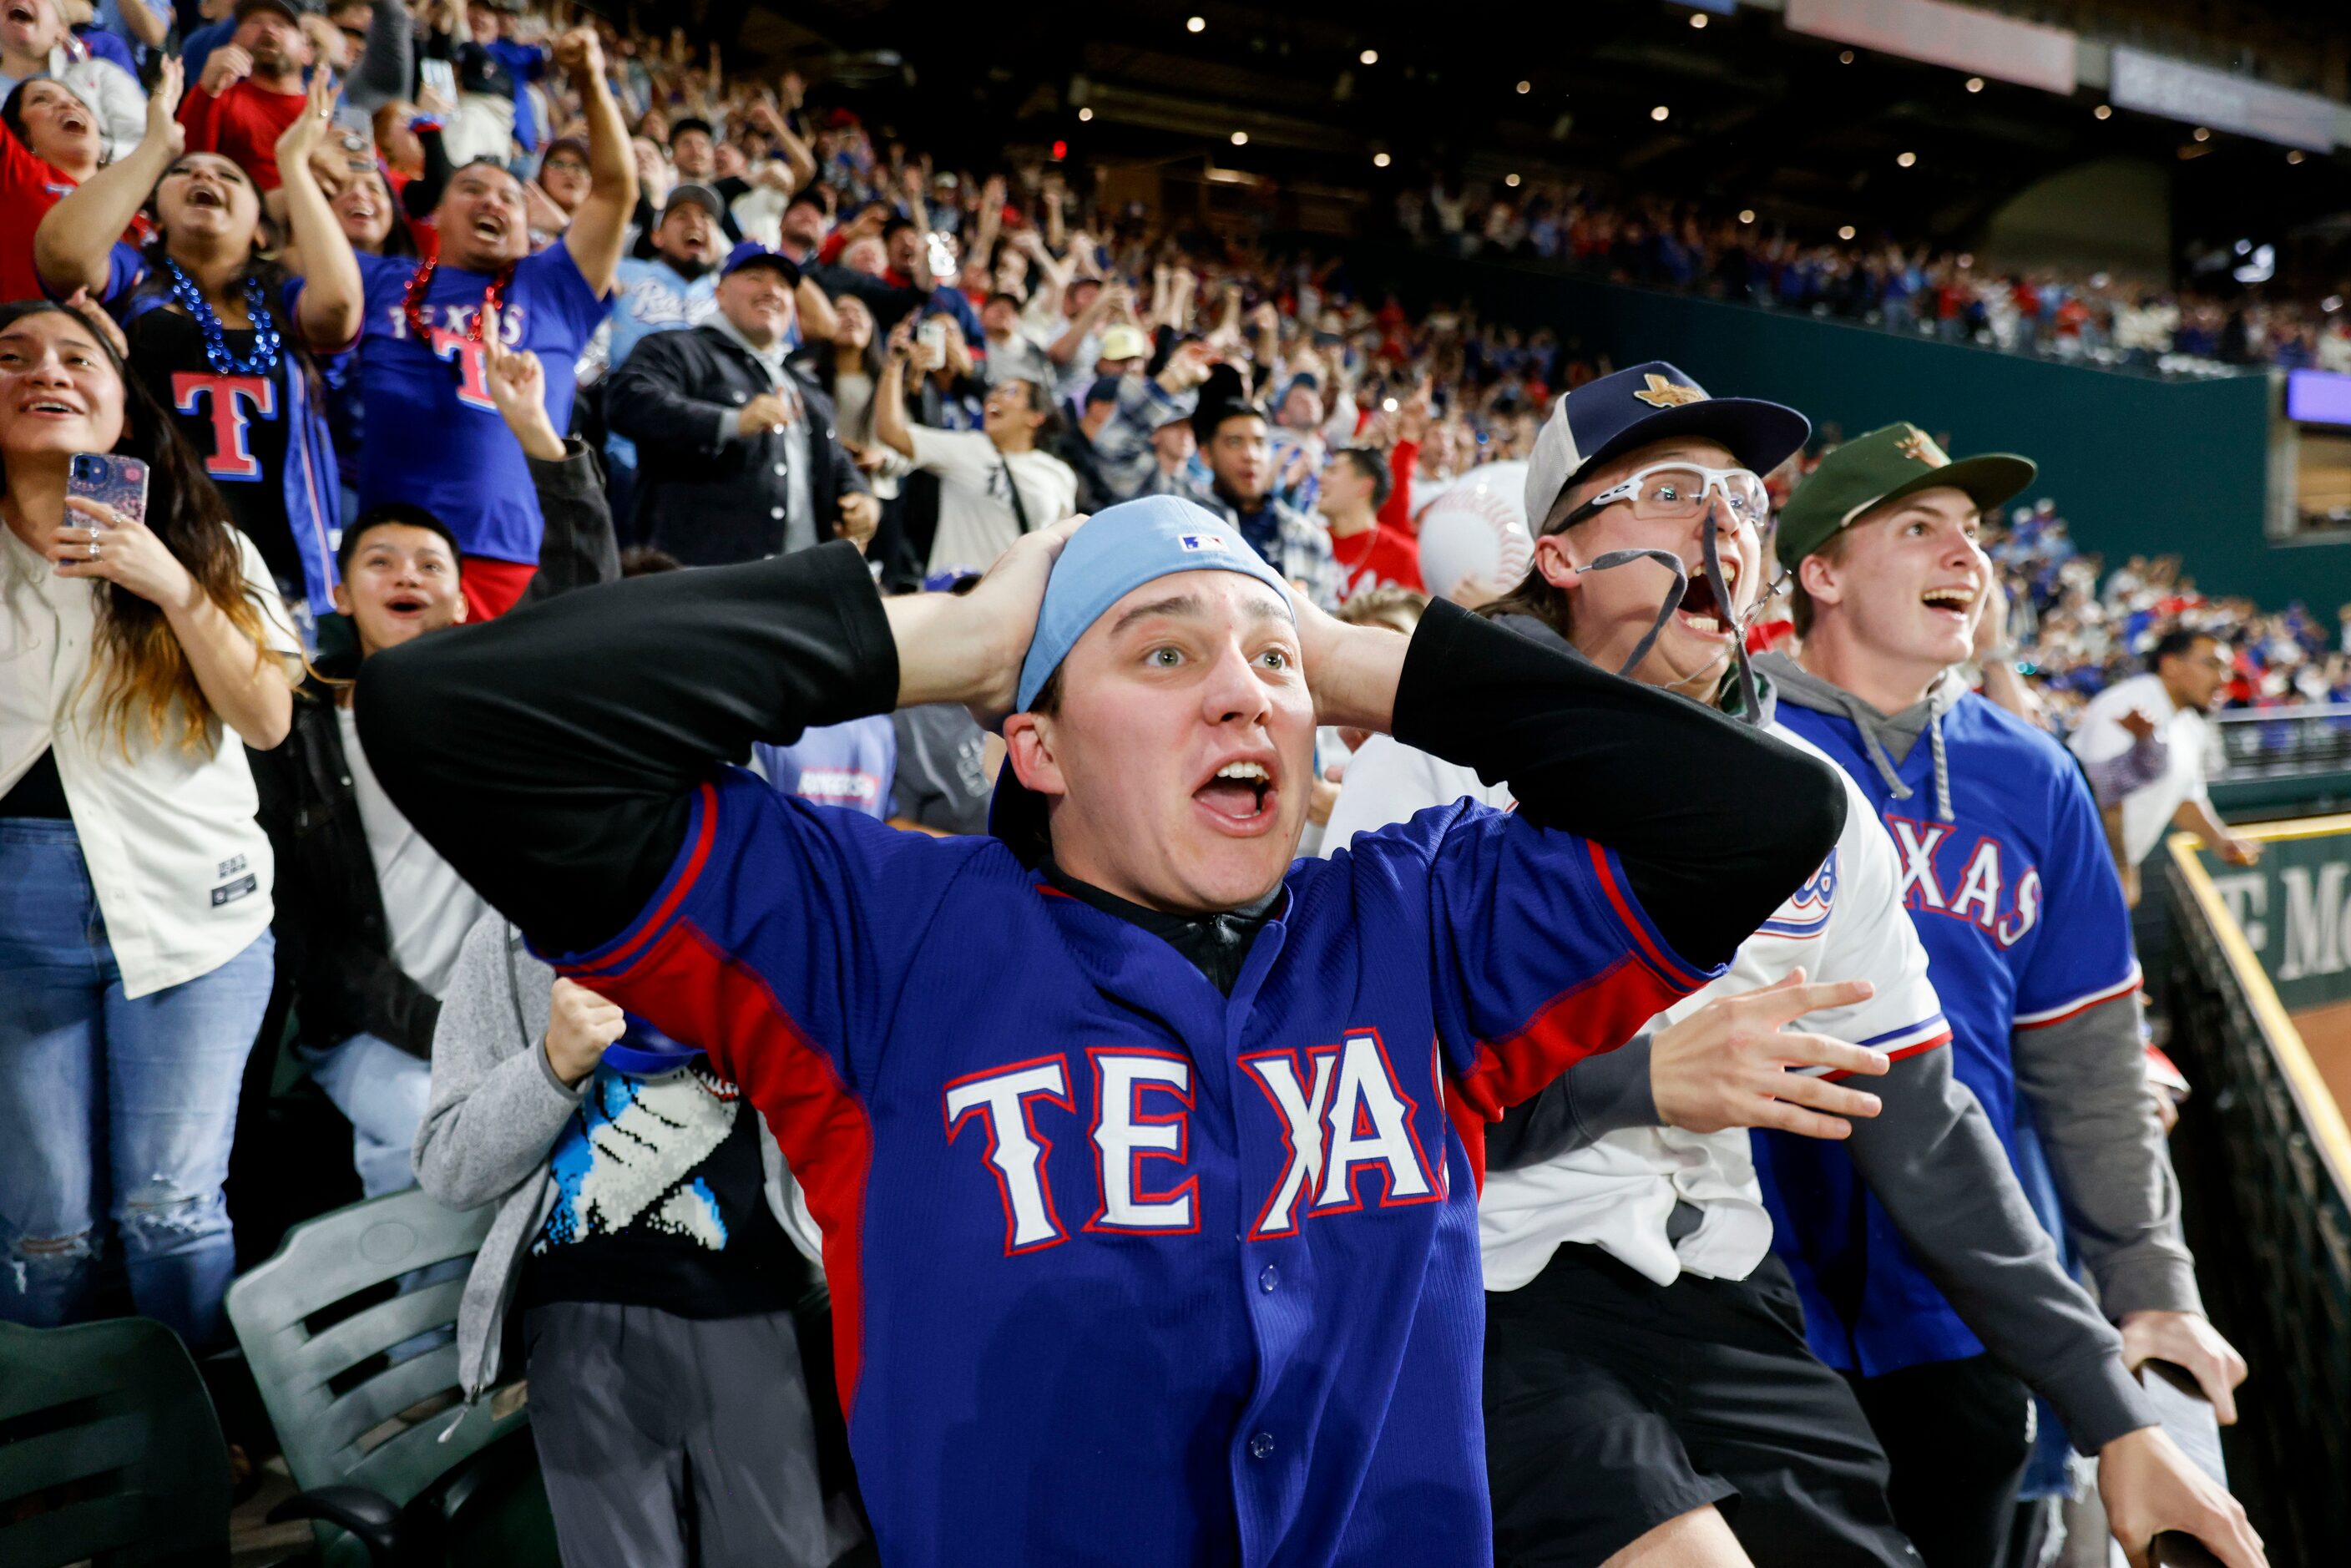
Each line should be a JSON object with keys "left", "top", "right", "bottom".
{"left": 1483, "top": 1244, "right": 1916, "bottom": 1568}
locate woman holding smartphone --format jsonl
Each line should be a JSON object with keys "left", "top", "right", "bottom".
{"left": 33, "top": 58, "right": 362, "bottom": 625}
{"left": 0, "top": 297, "right": 300, "bottom": 1348}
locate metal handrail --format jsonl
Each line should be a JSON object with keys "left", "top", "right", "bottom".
{"left": 2207, "top": 705, "right": 2351, "bottom": 781}
{"left": 2161, "top": 832, "right": 2351, "bottom": 1560}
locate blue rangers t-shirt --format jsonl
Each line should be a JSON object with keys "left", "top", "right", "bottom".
{"left": 1758, "top": 690, "right": 2141, "bottom": 1378}
{"left": 353, "top": 245, "right": 613, "bottom": 565}
{"left": 751, "top": 715, "right": 896, "bottom": 821}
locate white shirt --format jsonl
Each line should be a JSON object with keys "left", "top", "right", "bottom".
{"left": 1324, "top": 723, "right": 1949, "bottom": 1292}
{"left": 336, "top": 705, "right": 486, "bottom": 999}
{"left": 908, "top": 426, "right": 1078, "bottom": 575}
{"left": 1, "top": 525, "right": 298, "bottom": 997}
{"left": 2068, "top": 670, "right": 2212, "bottom": 866}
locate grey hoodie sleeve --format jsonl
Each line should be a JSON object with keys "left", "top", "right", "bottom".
{"left": 2012, "top": 996, "right": 2204, "bottom": 1321}
{"left": 1844, "top": 1045, "right": 2156, "bottom": 1452}
{"left": 1486, "top": 1038, "right": 1656, "bottom": 1171}
{"left": 342, "top": 0, "right": 416, "bottom": 119}
{"left": 412, "top": 912, "right": 585, "bottom": 1214}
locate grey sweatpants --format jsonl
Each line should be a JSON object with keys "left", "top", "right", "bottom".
{"left": 523, "top": 1302, "right": 828, "bottom": 1568}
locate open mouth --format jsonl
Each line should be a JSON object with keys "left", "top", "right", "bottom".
{"left": 1192, "top": 756, "right": 1281, "bottom": 833}
{"left": 1921, "top": 584, "right": 1979, "bottom": 623}
{"left": 21, "top": 397, "right": 83, "bottom": 417}
{"left": 471, "top": 215, "right": 508, "bottom": 242}
{"left": 186, "top": 185, "right": 224, "bottom": 209}
{"left": 1671, "top": 552, "right": 1740, "bottom": 638}
{"left": 382, "top": 592, "right": 429, "bottom": 615}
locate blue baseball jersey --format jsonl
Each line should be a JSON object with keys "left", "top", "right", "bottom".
{"left": 549, "top": 768, "right": 1716, "bottom": 1565}
{"left": 352, "top": 245, "right": 612, "bottom": 564}
{"left": 1758, "top": 692, "right": 2139, "bottom": 1375}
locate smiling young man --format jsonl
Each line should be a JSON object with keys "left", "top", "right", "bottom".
{"left": 348, "top": 25, "right": 634, "bottom": 620}
{"left": 250, "top": 506, "right": 482, "bottom": 1200}
{"left": 351, "top": 485, "right": 1848, "bottom": 1565}
{"left": 1754, "top": 423, "right": 2252, "bottom": 1568}
{"left": 1324, "top": 372, "right": 2261, "bottom": 1568}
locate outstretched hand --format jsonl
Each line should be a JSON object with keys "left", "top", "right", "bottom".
{"left": 273, "top": 68, "right": 339, "bottom": 181}
{"left": 482, "top": 319, "right": 565, "bottom": 462}
{"left": 1649, "top": 968, "right": 1887, "bottom": 1139}
{"left": 144, "top": 55, "right": 186, "bottom": 155}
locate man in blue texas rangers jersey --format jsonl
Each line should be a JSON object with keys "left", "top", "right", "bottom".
{"left": 355, "top": 493, "right": 1848, "bottom": 1565}
{"left": 1323, "top": 367, "right": 2253, "bottom": 1568}
{"left": 1756, "top": 423, "right": 2254, "bottom": 1568}
{"left": 349, "top": 27, "right": 633, "bottom": 619}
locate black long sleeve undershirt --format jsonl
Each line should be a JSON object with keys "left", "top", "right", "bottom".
{"left": 356, "top": 551, "right": 1841, "bottom": 969}
{"left": 356, "top": 543, "right": 897, "bottom": 954}
{"left": 1393, "top": 600, "right": 1845, "bottom": 969}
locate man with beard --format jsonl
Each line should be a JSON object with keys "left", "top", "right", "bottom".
{"left": 177, "top": 0, "right": 311, "bottom": 191}
{"left": 346, "top": 25, "right": 634, "bottom": 620}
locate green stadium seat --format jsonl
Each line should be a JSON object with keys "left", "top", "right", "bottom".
{"left": 0, "top": 1316, "right": 233, "bottom": 1567}
{"left": 225, "top": 1190, "right": 556, "bottom": 1568}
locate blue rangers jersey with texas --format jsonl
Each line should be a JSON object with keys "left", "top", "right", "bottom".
{"left": 549, "top": 769, "right": 1717, "bottom": 1566}
{"left": 1759, "top": 686, "right": 2140, "bottom": 1376}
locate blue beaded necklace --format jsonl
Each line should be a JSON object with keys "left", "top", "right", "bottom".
{"left": 163, "top": 257, "right": 281, "bottom": 377}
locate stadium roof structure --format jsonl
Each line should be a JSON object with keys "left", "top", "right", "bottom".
{"left": 736, "top": 0, "right": 2351, "bottom": 289}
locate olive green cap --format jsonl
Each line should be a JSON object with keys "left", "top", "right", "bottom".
{"left": 1774, "top": 422, "right": 2036, "bottom": 570}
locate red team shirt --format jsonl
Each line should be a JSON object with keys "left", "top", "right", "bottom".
{"left": 177, "top": 78, "right": 307, "bottom": 190}
{"left": 1332, "top": 524, "right": 1425, "bottom": 601}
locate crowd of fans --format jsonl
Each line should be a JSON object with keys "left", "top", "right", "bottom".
{"left": 1966, "top": 500, "right": 2351, "bottom": 728}
{"left": 1404, "top": 183, "right": 2351, "bottom": 377}
{"left": 0, "top": 0, "right": 2298, "bottom": 1560}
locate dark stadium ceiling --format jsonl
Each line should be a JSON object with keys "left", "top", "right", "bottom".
{"left": 720, "top": 0, "right": 2351, "bottom": 283}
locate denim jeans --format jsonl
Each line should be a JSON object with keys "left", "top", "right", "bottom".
{"left": 300, "top": 1032, "right": 431, "bottom": 1198}
{"left": 0, "top": 818, "right": 273, "bottom": 1349}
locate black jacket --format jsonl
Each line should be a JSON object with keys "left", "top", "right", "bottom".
{"left": 606, "top": 323, "right": 870, "bottom": 566}
{"left": 252, "top": 440, "right": 619, "bottom": 1060}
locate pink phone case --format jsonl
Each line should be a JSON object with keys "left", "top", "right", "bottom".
{"left": 68, "top": 453, "right": 149, "bottom": 530}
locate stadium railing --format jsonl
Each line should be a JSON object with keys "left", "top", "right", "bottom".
{"left": 2160, "top": 827, "right": 2351, "bottom": 1561}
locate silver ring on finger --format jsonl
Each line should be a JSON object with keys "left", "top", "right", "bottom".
{"left": 88, "top": 538, "right": 102, "bottom": 559}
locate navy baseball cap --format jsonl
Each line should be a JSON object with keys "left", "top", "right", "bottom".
{"left": 988, "top": 496, "right": 1294, "bottom": 865}
{"left": 721, "top": 239, "right": 801, "bottom": 287}
{"left": 1523, "top": 360, "right": 1810, "bottom": 534}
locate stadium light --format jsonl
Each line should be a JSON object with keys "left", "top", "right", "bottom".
{"left": 1838, "top": 50, "right": 1854, "bottom": 64}
{"left": 1516, "top": 79, "right": 1531, "bottom": 94}
{"left": 1651, "top": 104, "right": 1670, "bottom": 122}
{"left": 1077, "top": 107, "right": 1093, "bottom": 122}
{"left": 1965, "top": 76, "right": 1984, "bottom": 93}
{"left": 1360, "top": 49, "right": 1378, "bottom": 65}
{"left": 1738, "top": 209, "right": 1755, "bottom": 224}
{"left": 2324, "top": 296, "right": 2343, "bottom": 313}
{"left": 2289, "top": 150, "right": 2308, "bottom": 165}
{"left": 1373, "top": 151, "right": 1391, "bottom": 167}
{"left": 2193, "top": 127, "right": 2211, "bottom": 142}
{"left": 2094, "top": 104, "right": 2112, "bottom": 120}
{"left": 1186, "top": 15, "right": 1204, "bottom": 33}
{"left": 1505, "top": 173, "right": 1521, "bottom": 187}
{"left": 1689, "top": 13, "right": 1706, "bottom": 27}
{"left": 1897, "top": 151, "right": 1916, "bottom": 168}
{"left": 1838, "top": 225, "right": 1857, "bottom": 240}
{"left": 1231, "top": 130, "right": 1248, "bottom": 145}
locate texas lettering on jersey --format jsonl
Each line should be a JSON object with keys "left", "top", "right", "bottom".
{"left": 381, "top": 299, "right": 532, "bottom": 413}
{"left": 945, "top": 1028, "right": 1445, "bottom": 1256}
{"left": 1884, "top": 812, "right": 2042, "bottom": 948}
